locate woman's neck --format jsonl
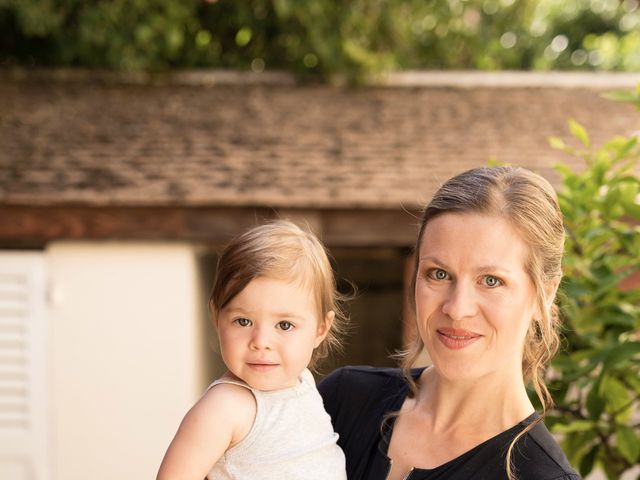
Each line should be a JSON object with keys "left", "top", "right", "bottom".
{"left": 413, "top": 366, "right": 535, "bottom": 437}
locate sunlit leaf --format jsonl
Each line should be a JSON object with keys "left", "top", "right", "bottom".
{"left": 616, "top": 425, "right": 640, "bottom": 464}
{"left": 601, "top": 375, "right": 631, "bottom": 419}
{"left": 569, "top": 119, "right": 590, "bottom": 148}
{"left": 602, "top": 90, "right": 638, "bottom": 103}
{"left": 552, "top": 420, "right": 595, "bottom": 434}
{"left": 549, "top": 136, "right": 567, "bottom": 150}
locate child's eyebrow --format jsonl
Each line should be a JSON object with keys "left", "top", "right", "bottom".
{"left": 223, "top": 306, "right": 250, "bottom": 315}
{"left": 223, "top": 306, "right": 307, "bottom": 320}
{"left": 273, "top": 311, "right": 308, "bottom": 320}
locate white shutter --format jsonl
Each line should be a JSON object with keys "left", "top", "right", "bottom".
{"left": 0, "top": 253, "right": 48, "bottom": 480}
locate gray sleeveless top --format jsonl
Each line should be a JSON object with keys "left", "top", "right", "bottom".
{"left": 206, "top": 368, "right": 346, "bottom": 480}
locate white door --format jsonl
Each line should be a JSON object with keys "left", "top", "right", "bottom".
{"left": 0, "top": 252, "right": 49, "bottom": 480}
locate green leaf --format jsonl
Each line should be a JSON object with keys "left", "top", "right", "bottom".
{"left": 603, "top": 342, "right": 640, "bottom": 369}
{"left": 235, "top": 27, "right": 252, "bottom": 47}
{"left": 569, "top": 119, "right": 590, "bottom": 147}
{"left": 613, "top": 137, "right": 638, "bottom": 160}
{"left": 626, "top": 374, "right": 640, "bottom": 394}
{"left": 586, "top": 384, "right": 605, "bottom": 419}
{"left": 616, "top": 425, "right": 640, "bottom": 464}
{"left": 549, "top": 136, "right": 567, "bottom": 150}
{"left": 602, "top": 456, "right": 621, "bottom": 480}
{"left": 579, "top": 444, "right": 599, "bottom": 477}
{"left": 602, "top": 90, "right": 639, "bottom": 103}
{"left": 600, "top": 376, "right": 632, "bottom": 419}
{"left": 552, "top": 420, "right": 595, "bottom": 434}
{"left": 563, "top": 430, "right": 597, "bottom": 466}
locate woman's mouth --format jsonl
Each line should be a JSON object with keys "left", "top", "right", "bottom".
{"left": 436, "top": 327, "right": 482, "bottom": 350}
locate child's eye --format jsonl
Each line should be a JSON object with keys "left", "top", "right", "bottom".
{"left": 233, "top": 317, "right": 252, "bottom": 327}
{"left": 482, "top": 275, "right": 502, "bottom": 288}
{"left": 427, "top": 268, "right": 450, "bottom": 281}
{"left": 277, "top": 321, "right": 294, "bottom": 331}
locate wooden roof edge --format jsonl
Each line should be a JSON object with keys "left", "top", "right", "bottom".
{"left": 0, "top": 205, "right": 421, "bottom": 248}
{"left": 0, "top": 196, "right": 421, "bottom": 211}
{"left": 379, "top": 71, "right": 640, "bottom": 89}
{"left": 0, "top": 67, "right": 298, "bottom": 87}
{"left": 2, "top": 67, "right": 639, "bottom": 89}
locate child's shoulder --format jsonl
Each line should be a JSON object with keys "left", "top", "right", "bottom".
{"left": 155, "top": 379, "right": 257, "bottom": 479}
{"left": 201, "top": 378, "right": 256, "bottom": 422}
{"left": 192, "top": 379, "right": 257, "bottom": 446}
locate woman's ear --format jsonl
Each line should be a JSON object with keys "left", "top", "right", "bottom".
{"left": 314, "top": 310, "right": 335, "bottom": 348}
{"left": 544, "top": 277, "right": 561, "bottom": 310}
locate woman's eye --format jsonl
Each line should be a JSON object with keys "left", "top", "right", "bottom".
{"left": 428, "top": 268, "right": 449, "bottom": 281}
{"left": 233, "top": 317, "right": 252, "bottom": 327}
{"left": 483, "top": 275, "right": 502, "bottom": 288}
{"left": 277, "top": 321, "right": 294, "bottom": 331}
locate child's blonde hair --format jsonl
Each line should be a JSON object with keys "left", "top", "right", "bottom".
{"left": 209, "top": 220, "right": 347, "bottom": 366}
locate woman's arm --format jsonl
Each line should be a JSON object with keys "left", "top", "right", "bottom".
{"left": 156, "top": 383, "right": 256, "bottom": 480}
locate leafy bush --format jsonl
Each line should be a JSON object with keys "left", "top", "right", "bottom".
{"left": 1, "top": 0, "right": 639, "bottom": 80}
{"left": 545, "top": 86, "right": 640, "bottom": 479}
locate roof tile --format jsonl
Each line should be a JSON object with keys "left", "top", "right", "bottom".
{"left": 1, "top": 77, "right": 638, "bottom": 209}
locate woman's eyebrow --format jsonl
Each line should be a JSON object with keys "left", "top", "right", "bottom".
{"left": 418, "top": 255, "right": 448, "bottom": 268}
{"left": 420, "top": 256, "right": 515, "bottom": 275}
{"left": 475, "top": 265, "right": 513, "bottom": 274}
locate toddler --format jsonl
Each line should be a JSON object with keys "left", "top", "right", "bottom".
{"left": 157, "top": 220, "right": 347, "bottom": 480}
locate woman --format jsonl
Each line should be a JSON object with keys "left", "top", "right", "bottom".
{"left": 319, "top": 166, "right": 581, "bottom": 480}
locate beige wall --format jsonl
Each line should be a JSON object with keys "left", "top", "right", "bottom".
{"left": 47, "top": 242, "right": 208, "bottom": 480}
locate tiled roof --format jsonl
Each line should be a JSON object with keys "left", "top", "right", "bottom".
{"left": 2, "top": 71, "right": 639, "bottom": 210}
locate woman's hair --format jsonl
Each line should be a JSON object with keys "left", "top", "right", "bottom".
{"left": 209, "top": 219, "right": 347, "bottom": 367}
{"left": 401, "top": 166, "right": 565, "bottom": 478}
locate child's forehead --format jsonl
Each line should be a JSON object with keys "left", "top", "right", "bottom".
{"left": 246, "top": 273, "right": 322, "bottom": 307}
{"left": 259, "top": 267, "right": 317, "bottom": 291}
{"left": 222, "top": 275, "right": 323, "bottom": 319}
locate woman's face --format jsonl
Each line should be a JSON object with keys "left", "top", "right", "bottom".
{"left": 415, "top": 212, "right": 538, "bottom": 383}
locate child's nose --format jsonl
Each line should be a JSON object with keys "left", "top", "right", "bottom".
{"left": 249, "top": 326, "right": 273, "bottom": 350}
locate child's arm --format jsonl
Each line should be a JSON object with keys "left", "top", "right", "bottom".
{"left": 156, "top": 383, "right": 256, "bottom": 480}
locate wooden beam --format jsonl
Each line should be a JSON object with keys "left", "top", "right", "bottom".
{"left": 0, "top": 206, "right": 421, "bottom": 248}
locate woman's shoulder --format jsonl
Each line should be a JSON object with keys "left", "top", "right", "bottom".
{"left": 322, "top": 365, "right": 425, "bottom": 384}
{"left": 319, "top": 366, "right": 408, "bottom": 395}
{"left": 322, "top": 365, "right": 405, "bottom": 382}
{"left": 513, "top": 420, "right": 582, "bottom": 480}
{"left": 318, "top": 365, "right": 422, "bottom": 415}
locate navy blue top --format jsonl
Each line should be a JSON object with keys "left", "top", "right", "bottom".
{"left": 319, "top": 366, "right": 581, "bottom": 480}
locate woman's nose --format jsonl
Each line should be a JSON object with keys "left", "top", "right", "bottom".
{"left": 441, "top": 282, "right": 478, "bottom": 321}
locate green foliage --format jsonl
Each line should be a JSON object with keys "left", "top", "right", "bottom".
{"left": 528, "top": 0, "right": 640, "bottom": 71}
{"left": 1, "top": 0, "right": 639, "bottom": 80}
{"left": 545, "top": 91, "right": 640, "bottom": 479}
{"left": 0, "top": 0, "right": 203, "bottom": 70}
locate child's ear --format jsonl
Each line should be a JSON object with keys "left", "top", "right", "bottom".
{"left": 314, "top": 310, "right": 335, "bottom": 348}
{"left": 210, "top": 300, "right": 220, "bottom": 328}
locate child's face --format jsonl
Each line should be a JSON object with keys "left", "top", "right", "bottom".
{"left": 216, "top": 276, "right": 331, "bottom": 391}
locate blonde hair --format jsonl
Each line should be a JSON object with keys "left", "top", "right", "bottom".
{"left": 209, "top": 220, "right": 347, "bottom": 366}
{"left": 402, "top": 166, "right": 565, "bottom": 478}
